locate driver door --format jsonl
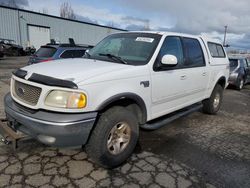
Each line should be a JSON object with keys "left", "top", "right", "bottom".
{"left": 151, "top": 36, "right": 188, "bottom": 119}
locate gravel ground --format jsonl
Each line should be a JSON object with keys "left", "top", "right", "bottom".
{"left": 0, "top": 57, "right": 249, "bottom": 188}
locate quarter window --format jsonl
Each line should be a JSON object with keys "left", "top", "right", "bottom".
{"left": 182, "top": 38, "right": 205, "bottom": 67}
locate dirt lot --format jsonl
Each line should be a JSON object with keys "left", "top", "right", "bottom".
{"left": 0, "top": 57, "right": 250, "bottom": 188}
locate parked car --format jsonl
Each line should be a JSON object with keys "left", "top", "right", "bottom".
{"left": 3, "top": 32, "right": 229, "bottom": 168}
{"left": 0, "top": 38, "right": 25, "bottom": 56}
{"left": 28, "top": 39, "right": 93, "bottom": 64}
{"left": 24, "top": 46, "right": 36, "bottom": 56}
{"left": 228, "top": 57, "right": 250, "bottom": 90}
{"left": 0, "top": 44, "right": 4, "bottom": 58}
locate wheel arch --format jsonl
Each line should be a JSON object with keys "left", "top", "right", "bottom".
{"left": 216, "top": 76, "right": 226, "bottom": 89}
{"left": 97, "top": 93, "right": 147, "bottom": 124}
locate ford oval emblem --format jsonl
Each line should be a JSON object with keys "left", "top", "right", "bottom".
{"left": 17, "top": 87, "right": 25, "bottom": 95}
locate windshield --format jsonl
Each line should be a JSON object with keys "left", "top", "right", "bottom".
{"left": 87, "top": 33, "right": 161, "bottom": 65}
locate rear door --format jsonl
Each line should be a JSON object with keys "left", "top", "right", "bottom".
{"left": 181, "top": 37, "right": 209, "bottom": 99}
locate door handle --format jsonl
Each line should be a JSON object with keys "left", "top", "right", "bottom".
{"left": 180, "top": 75, "right": 187, "bottom": 80}
{"left": 202, "top": 72, "right": 207, "bottom": 76}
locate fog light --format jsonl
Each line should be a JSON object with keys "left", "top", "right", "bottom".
{"left": 37, "top": 135, "right": 56, "bottom": 144}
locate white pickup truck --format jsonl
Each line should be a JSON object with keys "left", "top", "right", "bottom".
{"left": 3, "top": 31, "right": 229, "bottom": 167}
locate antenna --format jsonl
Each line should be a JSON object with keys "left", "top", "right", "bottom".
{"left": 223, "top": 25, "right": 228, "bottom": 47}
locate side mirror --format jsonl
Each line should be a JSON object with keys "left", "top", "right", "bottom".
{"left": 161, "top": 54, "right": 178, "bottom": 66}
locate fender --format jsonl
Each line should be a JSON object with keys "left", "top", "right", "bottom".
{"left": 97, "top": 92, "right": 147, "bottom": 123}
{"left": 207, "top": 75, "right": 226, "bottom": 98}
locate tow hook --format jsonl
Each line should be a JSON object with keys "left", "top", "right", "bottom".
{"left": 0, "top": 118, "right": 28, "bottom": 150}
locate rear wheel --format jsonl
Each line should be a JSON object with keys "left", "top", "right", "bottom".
{"left": 202, "top": 84, "right": 223, "bottom": 114}
{"left": 86, "top": 106, "right": 139, "bottom": 168}
{"left": 236, "top": 77, "right": 244, "bottom": 90}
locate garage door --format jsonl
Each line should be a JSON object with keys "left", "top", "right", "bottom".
{"left": 28, "top": 25, "right": 50, "bottom": 50}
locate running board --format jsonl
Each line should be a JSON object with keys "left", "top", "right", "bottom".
{"left": 140, "top": 103, "right": 202, "bottom": 130}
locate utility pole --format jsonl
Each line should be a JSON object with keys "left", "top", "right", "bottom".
{"left": 223, "top": 25, "right": 228, "bottom": 47}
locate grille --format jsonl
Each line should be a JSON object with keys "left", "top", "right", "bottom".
{"left": 13, "top": 80, "right": 42, "bottom": 106}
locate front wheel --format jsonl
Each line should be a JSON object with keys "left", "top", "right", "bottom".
{"left": 202, "top": 84, "right": 223, "bottom": 115}
{"left": 86, "top": 106, "right": 139, "bottom": 168}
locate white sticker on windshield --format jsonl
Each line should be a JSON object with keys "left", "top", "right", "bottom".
{"left": 135, "top": 37, "right": 154, "bottom": 43}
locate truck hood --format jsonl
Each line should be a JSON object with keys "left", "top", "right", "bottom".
{"left": 22, "top": 58, "right": 131, "bottom": 84}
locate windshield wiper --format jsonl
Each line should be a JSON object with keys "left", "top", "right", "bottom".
{"left": 98, "top": 53, "right": 127, "bottom": 64}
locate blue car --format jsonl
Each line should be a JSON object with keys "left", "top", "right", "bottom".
{"left": 28, "top": 39, "right": 93, "bottom": 64}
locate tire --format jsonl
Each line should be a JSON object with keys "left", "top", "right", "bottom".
{"left": 86, "top": 106, "right": 139, "bottom": 168}
{"left": 236, "top": 77, "right": 244, "bottom": 90}
{"left": 202, "top": 84, "right": 223, "bottom": 115}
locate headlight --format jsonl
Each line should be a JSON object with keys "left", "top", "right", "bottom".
{"left": 45, "top": 90, "right": 87, "bottom": 109}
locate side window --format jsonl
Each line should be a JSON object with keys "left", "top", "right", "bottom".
{"left": 71, "top": 50, "right": 86, "bottom": 58}
{"left": 246, "top": 59, "right": 249, "bottom": 67}
{"left": 216, "top": 45, "right": 225, "bottom": 57}
{"left": 60, "top": 50, "right": 85, "bottom": 58}
{"left": 208, "top": 42, "right": 225, "bottom": 58}
{"left": 60, "top": 50, "right": 73, "bottom": 58}
{"left": 156, "top": 36, "right": 183, "bottom": 68}
{"left": 240, "top": 59, "right": 247, "bottom": 68}
{"left": 182, "top": 38, "right": 205, "bottom": 67}
{"left": 243, "top": 59, "right": 248, "bottom": 68}
{"left": 208, "top": 43, "right": 218, "bottom": 57}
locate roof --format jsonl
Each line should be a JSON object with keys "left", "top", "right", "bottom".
{"left": 0, "top": 5, "right": 126, "bottom": 31}
{"left": 114, "top": 31, "right": 223, "bottom": 44}
{"left": 42, "top": 44, "right": 93, "bottom": 49}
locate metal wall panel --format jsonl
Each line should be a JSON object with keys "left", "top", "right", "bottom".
{"left": 0, "top": 6, "right": 124, "bottom": 48}
{"left": 0, "top": 7, "right": 20, "bottom": 43}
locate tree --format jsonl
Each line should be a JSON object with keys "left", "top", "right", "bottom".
{"left": 0, "top": 0, "right": 18, "bottom": 8}
{"left": 60, "top": 2, "right": 76, "bottom": 20}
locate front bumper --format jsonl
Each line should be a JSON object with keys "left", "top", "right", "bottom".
{"left": 4, "top": 93, "right": 97, "bottom": 147}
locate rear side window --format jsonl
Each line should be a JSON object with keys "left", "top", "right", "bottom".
{"left": 60, "top": 49, "right": 86, "bottom": 58}
{"left": 208, "top": 42, "right": 225, "bottom": 58}
{"left": 35, "top": 47, "right": 57, "bottom": 57}
{"left": 239, "top": 59, "right": 249, "bottom": 68}
{"left": 182, "top": 38, "right": 205, "bottom": 67}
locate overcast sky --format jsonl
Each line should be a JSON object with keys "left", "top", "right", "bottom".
{"left": 1, "top": 0, "right": 249, "bottom": 50}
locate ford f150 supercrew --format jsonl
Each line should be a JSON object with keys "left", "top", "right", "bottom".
{"left": 3, "top": 32, "right": 229, "bottom": 168}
